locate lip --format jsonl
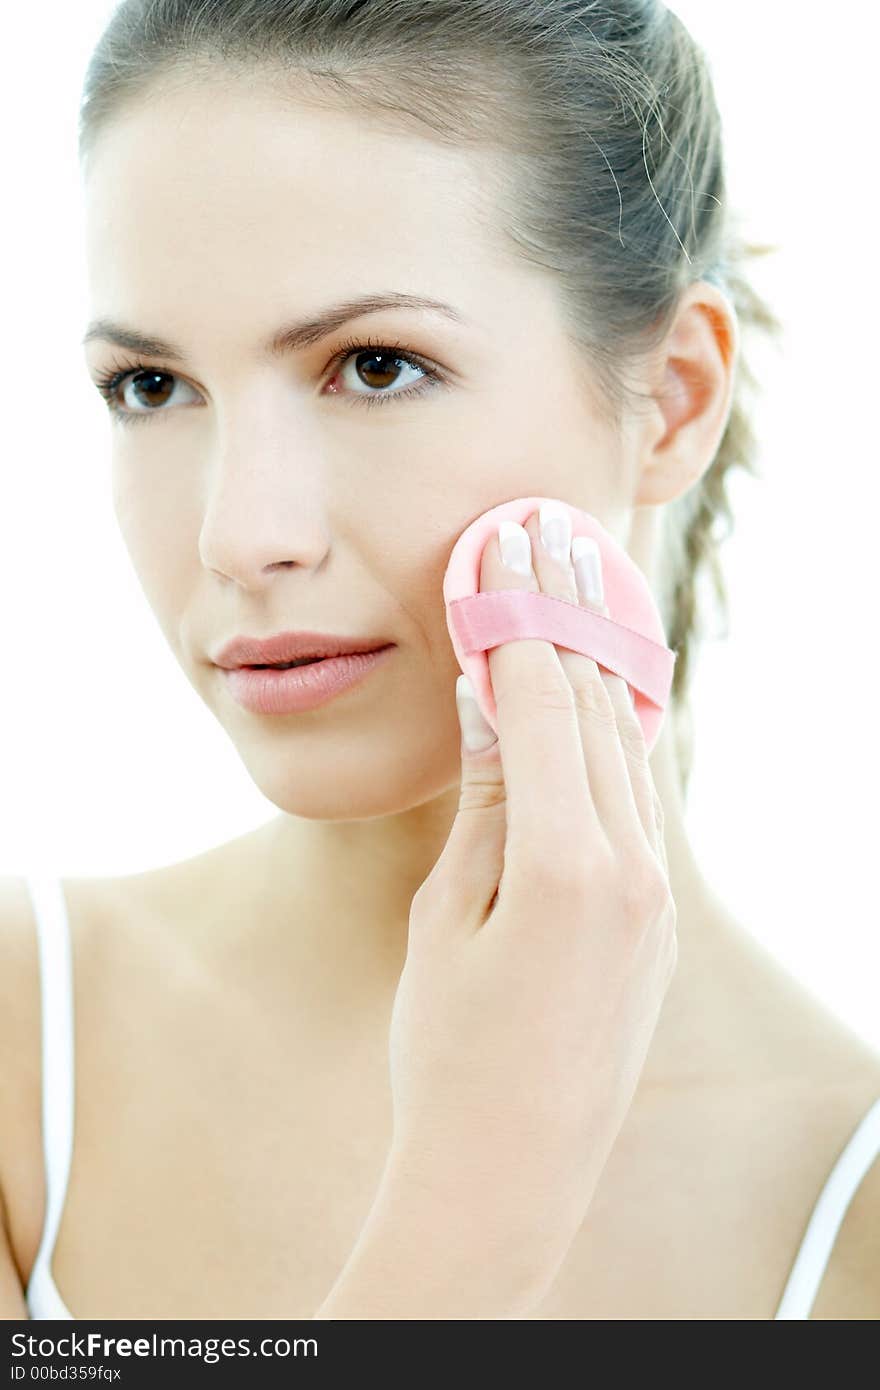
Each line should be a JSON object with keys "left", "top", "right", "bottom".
{"left": 213, "top": 630, "right": 394, "bottom": 669}
{"left": 218, "top": 646, "right": 395, "bottom": 715}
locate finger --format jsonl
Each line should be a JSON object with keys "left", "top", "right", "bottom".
{"left": 414, "top": 674, "right": 507, "bottom": 932}
{"left": 479, "top": 517, "right": 601, "bottom": 855}
{"left": 597, "top": 667, "right": 667, "bottom": 865}
{"left": 571, "top": 533, "right": 665, "bottom": 862}
{"left": 526, "top": 504, "right": 656, "bottom": 857}
{"left": 653, "top": 786, "right": 669, "bottom": 878}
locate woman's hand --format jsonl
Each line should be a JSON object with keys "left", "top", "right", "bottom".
{"left": 383, "top": 502, "right": 677, "bottom": 1314}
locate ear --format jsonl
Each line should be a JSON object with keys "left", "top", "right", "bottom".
{"left": 633, "top": 280, "right": 740, "bottom": 507}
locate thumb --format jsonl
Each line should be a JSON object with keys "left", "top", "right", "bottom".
{"left": 456, "top": 673, "right": 500, "bottom": 758}
{"left": 422, "top": 675, "right": 508, "bottom": 921}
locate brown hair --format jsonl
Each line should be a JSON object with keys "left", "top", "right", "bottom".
{"left": 77, "top": 0, "right": 783, "bottom": 798}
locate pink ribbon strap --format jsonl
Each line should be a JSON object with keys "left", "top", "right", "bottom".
{"left": 447, "top": 589, "right": 676, "bottom": 711}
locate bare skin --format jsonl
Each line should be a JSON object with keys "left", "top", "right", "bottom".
{"left": 3, "top": 706, "right": 879, "bottom": 1319}
{"left": 2, "top": 72, "right": 878, "bottom": 1318}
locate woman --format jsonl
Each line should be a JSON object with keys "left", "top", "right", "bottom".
{"left": 2, "top": 0, "right": 878, "bottom": 1320}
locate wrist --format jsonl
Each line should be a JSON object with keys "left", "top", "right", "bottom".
{"left": 312, "top": 1145, "right": 546, "bottom": 1320}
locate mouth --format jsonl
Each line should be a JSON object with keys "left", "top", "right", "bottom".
{"left": 213, "top": 631, "right": 394, "bottom": 670}
{"left": 218, "top": 644, "right": 395, "bottom": 714}
{"left": 245, "top": 657, "right": 326, "bottom": 670}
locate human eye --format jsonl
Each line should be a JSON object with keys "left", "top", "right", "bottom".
{"left": 90, "top": 335, "right": 448, "bottom": 426}
{"left": 91, "top": 358, "right": 199, "bottom": 427}
{"left": 322, "top": 333, "right": 448, "bottom": 410}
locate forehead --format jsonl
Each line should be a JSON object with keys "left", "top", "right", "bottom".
{"left": 82, "top": 78, "right": 513, "bottom": 326}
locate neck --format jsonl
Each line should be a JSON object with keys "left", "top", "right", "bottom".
{"left": 254, "top": 690, "right": 739, "bottom": 1076}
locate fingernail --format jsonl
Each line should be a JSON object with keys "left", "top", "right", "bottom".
{"left": 571, "top": 536, "right": 604, "bottom": 605}
{"left": 539, "top": 500, "right": 572, "bottom": 565}
{"left": 498, "top": 520, "right": 533, "bottom": 576}
{"left": 456, "top": 674, "right": 498, "bottom": 752}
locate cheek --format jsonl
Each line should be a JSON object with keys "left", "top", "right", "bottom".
{"left": 404, "top": 424, "right": 618, "bottom": 546}
{"left": 112, "top": 466, "right": 150, "bottom": 582}
{"left": 111, "top": 460, "right": 196, "bottom": 617}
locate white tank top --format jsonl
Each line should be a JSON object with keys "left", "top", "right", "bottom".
{"left": 21, "top": 872, "right": 880, "bottom": 1320}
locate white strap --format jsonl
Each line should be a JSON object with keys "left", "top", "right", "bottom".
{"left": 775, "top": 1095, "right": 880, "bottom": 1318}
{"left": 25, "top": 875, "right": 75, "bottom": 1294}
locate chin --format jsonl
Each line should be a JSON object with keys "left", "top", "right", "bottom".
{"left": 240, "top": 736, "right": 463, "bottom": 822}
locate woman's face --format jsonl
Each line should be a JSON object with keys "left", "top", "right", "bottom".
{"left": 82, "top": 76, "right": 632, "bottom": 819}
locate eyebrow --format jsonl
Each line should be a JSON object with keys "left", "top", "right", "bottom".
{"left": 81, "top": 291, "right": 466, "bottom": 362}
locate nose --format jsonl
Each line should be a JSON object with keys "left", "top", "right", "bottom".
{"left": 198, "top": 441, "right": 331, "bottom": 589}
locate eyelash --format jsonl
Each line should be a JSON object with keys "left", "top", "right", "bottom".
{"left": 92, "top": 333, "right": 447, "bottom": 427}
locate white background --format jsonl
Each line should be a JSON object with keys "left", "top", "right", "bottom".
{"left": 1, "top": 3, "right": 877, "bottom": 1047}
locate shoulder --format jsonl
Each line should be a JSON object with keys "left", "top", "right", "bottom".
{"left": 0, "top": 874, "right": 52, "bottom": 1287}
{"left": 779, "top": 982, "right": 880, "bottom": 1319}
{"left": 711, "top": 893, "right": 880, "bottom": 1319}
{"left": 809, "top": 1084, "right": 880, "bottom": 1319}
{"left": 0, "top": 868, "right": 178, "bottom": 1286}
{"left": 0, "top": 875, "right": 42, "bottom": 1134}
